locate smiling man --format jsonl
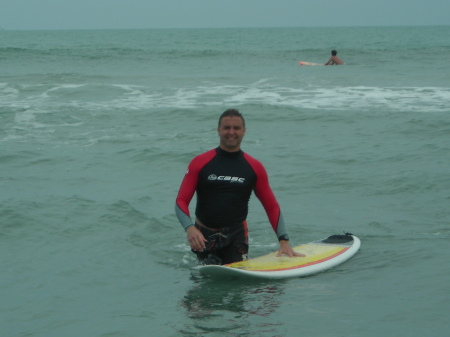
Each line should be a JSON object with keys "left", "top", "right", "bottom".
{"left": 175, "top": 109, "right": 301, "bottom": 265}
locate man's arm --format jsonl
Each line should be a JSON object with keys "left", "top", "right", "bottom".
{"left": 175, "top": 171, "right": 197, "bottom": 231}
{"left": 175, "top": 149, "right": 216, "bottom": 251}
{"left": 175, "top": 149, "right": 216, "bottom": 230}
{"left": 245, "top": 154, "right": 286, "bottom": 238}
{"left": 175, "top": 166, "right": 208, "bottom": 252}
{"left": 244, "top": 153, "right": 304, "bottom": 257}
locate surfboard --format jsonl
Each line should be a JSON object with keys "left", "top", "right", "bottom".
{"left": 198, "top": 234, "right": 360, "bottom": 279}
{"left": 298, "top": 60, "right": 323, "bottom": 66}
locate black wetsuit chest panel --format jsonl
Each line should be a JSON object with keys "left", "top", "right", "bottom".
{"left": 196, "top": 149, "right": 256, "bottom": 228}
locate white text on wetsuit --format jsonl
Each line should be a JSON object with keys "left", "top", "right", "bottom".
{"left": 208, "top": 174, "right": 245, "bottom": 183}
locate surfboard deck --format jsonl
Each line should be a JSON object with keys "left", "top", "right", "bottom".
{"left": 298, "top": 60, "right": 323, "bottom": 66}
{"left": 197, "top": 234, "right": 360, "bottom": 279}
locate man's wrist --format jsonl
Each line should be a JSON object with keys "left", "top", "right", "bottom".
{"left": 278, "top": 234, "right": 289, "bottom": 241}
{"left": 185, "top": 224, "right": 195, "bottom": 232}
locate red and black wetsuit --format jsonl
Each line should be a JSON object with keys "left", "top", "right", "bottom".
{"left": 175, "top": 147, "right": 289, "bottom": 264}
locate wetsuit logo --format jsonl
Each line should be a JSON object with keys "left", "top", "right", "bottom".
{"left": 208, "top": 174, "right": 245, "bottom": 183}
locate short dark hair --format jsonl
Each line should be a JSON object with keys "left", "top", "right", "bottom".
{"left": 218, "top": 109, "right": 245, "bottom": 127}
{"left": 331, "top": 50, "right": 337, "bottom": 56}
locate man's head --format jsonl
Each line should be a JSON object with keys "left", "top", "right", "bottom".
{"left": 331, "top": 50, "right": 337, "bottom": 56}
{"left": 217, "top": 109, "right": 246, "bottom": 152}
{"left": 218, "top": 109, "right": 245, "bottom": 127}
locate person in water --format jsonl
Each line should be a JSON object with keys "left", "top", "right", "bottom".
{"left": 325, "top": 50, "right": 344, "bottom": 65}
{"left": 175, "top": 109, "right": 303, "bottom": 265}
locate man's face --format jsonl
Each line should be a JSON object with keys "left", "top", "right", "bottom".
{"left": 217, "top": 116, "right": 246, "bottom": 152}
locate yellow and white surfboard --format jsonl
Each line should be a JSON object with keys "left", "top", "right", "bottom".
{"left": 198, "top": 234, "right": 361, "bottom": 279}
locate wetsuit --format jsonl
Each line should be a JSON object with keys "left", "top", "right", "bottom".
{"left": 175, "top": 147, "right": 289, "bottom": 264}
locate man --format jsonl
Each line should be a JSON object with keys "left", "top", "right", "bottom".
{"left": 325, "top": 50, "right": 344, "bottom": 65}
{"left": 175, "top": 109, "right": 302, "bottom": 265}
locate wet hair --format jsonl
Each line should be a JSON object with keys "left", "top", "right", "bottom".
{"left": 331, "top": 50, "right": 337, "bottom": 56}
{"left": 218, "top": 109, "right": 245, "bottom": 127}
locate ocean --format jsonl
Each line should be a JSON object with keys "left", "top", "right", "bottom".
{"left": 1, "top": 26, "right": 449, "bottom": 336}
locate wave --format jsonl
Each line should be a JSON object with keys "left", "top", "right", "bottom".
{"left": 2, "top": 81, "right": 449, "bottom": 116}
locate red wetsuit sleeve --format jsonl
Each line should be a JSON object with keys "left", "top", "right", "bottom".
{"left": 175, "top": 149, "right": 216, "bottom": 229}
{"left": 244, "top": 153, "right": 288, "bottom": 239}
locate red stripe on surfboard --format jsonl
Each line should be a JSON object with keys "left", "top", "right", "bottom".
{"left": 231, "top": 247, "right": 350, "bottom": 272}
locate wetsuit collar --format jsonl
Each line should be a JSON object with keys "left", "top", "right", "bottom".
{"left": 216, "top": 146, "right": 243, "bottom": 157}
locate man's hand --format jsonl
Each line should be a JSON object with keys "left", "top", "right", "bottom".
{"left": 276, "top": 240, "right": 305, "bottom": 257}
{"left": 186, "top": 226, "right": 207, "bottom": 252}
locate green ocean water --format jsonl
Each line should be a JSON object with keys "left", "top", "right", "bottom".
{"left": 1, "top": 26, "right": 450, "bottom": 336}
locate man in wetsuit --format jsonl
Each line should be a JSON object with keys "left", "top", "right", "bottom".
{"left": 175, "top": 109, "right": 302, "bottom": 265}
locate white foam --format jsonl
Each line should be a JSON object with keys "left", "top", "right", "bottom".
{"left": 3, "top": 82, "right": 449, "bottom": 119}
{"left": 0, "top": 83, "right": 20, "bottom": 98}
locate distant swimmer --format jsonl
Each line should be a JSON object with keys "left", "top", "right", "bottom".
{"left": 324, "top": 50, "right": 344, "bottom": 65}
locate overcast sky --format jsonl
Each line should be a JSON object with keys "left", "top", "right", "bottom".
{"left": 1, "top": 0, "right": 449, "bottom": 30}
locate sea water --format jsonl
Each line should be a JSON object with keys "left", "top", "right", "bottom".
{"left": 1, "top": 26, "right": 449, "bottom": 337}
